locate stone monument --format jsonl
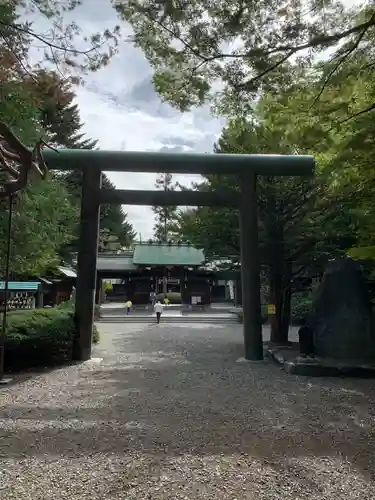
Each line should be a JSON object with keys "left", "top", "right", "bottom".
{"left": 312, "top": 257, "right": 375, "bottom": 363}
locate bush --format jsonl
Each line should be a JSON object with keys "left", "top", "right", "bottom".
{"left": 57, "top": 298, "right": 74, "bottom": 310}
{"left": 57, "top": 298, "right": 101, "bottom": 321}
{"left": 103, "top": 281, "right": 113, "bottom": 293}
{"left": 234, "top": 296, "right": 313, "bottom": 327}
{"left": 3, "top": 305, "right": 100, "bottom": 371}
{"left": 156, "top": 292, "right": 181, "bottom": 304}
{"left": 290, "top": 292, "right": 313, "bottom": 325}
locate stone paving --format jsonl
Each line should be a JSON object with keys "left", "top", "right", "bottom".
{"left": 0, "top": 322, "right": 374, "bottom": 499}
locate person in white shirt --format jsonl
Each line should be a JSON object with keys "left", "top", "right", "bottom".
{"left": 154, "top": 300, "right": 164, "bottom": 324}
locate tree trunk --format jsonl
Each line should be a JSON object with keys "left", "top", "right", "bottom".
{"left": 270, "top": 257, "right": 284, "bottom": 343}
{"left": 280, "top": 286, "right": 291, "bottom": 343}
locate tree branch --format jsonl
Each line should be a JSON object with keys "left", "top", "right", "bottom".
{"left": 338, "top": 103, "right": 375, "bottom": 124}
{"left": 0, "top": 20, "right": 100, "bottom": 56}
{"left": 0, "top": 31, "right": 38, "bottom": 82}
{"left": 312, "top": 11, "right": 375, "bottom": 104}
{"left": 233, "top": 50, "right": 295, "bottom": 91}
{"left": 134, "top": 5, "right": 375, "bottom": 91}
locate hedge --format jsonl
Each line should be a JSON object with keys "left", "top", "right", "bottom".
{"left": 3, "top": 303, "right": 99, "bottom": 371}
{"left": 234, "top": 296, "right": 314, "bottom": 326}
{"left": 156, "top": 292, "right": 181, "bottom": 304}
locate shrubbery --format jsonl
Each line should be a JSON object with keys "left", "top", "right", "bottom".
{"left": 58, "top": 298, "right": 101, "bottom": 320}
{"left": 234, "top": 296, "right": 314, "bottom": 326}
{"left": 3, "top": 300, "right": 99, "bottom": 372}
{"left": 290, "top": 292, "right": 313, "bottom": 325}
{"left": 156, "top": 292, "right": 181, "bottom": 304}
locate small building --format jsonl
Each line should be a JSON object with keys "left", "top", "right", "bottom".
{"left": 40, "top": 266, "right": 77, "bottom": 306}
{"left": 96, "top": 242, "right": 237, "bottom": 306}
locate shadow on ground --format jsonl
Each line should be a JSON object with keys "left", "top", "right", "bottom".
{"left": 0, "top": 325, "right": 375, "bottom": 499}
{"left": 0, "top": 322, "right": 374, "bottom": 498}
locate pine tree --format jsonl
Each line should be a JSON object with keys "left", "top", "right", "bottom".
{"left": 33, "top": 72, "right": 136, "bottom": 252}
{"left": 152, "top": 173, "right": 179, "bottom": 241}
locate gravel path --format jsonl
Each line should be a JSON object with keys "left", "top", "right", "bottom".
{"left": 1, "top": 322, "right": 375, "bottom": 499}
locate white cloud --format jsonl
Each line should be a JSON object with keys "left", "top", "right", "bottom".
{"left": 25, "top": 0, "right": 224, "bottom": 238}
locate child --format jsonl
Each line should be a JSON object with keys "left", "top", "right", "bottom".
{"left": 125, "top": 299, "right": 132, "bottom": 315}
{"left": 163, "top": 296, "right": 170, "bottom": 306}
{"left": 154, "top": 300, "right": 164, "bottom": 324}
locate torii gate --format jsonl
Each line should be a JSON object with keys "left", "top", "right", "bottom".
{"left": 43, "top": 150, "right": 314, "bottom": 361}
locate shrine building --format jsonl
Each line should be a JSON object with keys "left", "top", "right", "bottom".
{"left": 96, "top": 241, "right": 239, "bottom": 305}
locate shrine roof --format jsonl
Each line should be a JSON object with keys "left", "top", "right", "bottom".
{"left": 133, "top": 243, "right": 205, "bottom": 266}
{"left": 97, "top": 254, "right": 136, "bottom": 271}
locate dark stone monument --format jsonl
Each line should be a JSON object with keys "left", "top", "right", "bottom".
{"left": 298, "top": 324, "right": 315, "bottom": 358}
{"left": 312, "top": 257, "right": 375, "bottom": 363}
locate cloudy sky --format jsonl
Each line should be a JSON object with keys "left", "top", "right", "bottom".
{"left": 30, "top": 0, "right": 225, "bottom": 239}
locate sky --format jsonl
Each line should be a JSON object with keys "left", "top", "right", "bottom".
{"left": 28, "top": 0, "right": 225, "bottom": 239}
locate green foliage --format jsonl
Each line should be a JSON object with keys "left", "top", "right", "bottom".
{"left": 56, "top": 298, "right": 75, "bottom": 310}
{"left": 156, "top": 292, "right": 181, "bottom": 304}
{"left": 0, "top": 177, "right": 78, "bottom": 277}
{"left": 0, "top": 82, "right": 42, "bottom": 146}
{"left": 4, "top": 307, "right": 99, "bottom": 371}
{"left": 176, "top": 92, "right": 364, "bottom": 343}
{"left": 103, "top": 281, "right": 113, "bottom": 293}
{"left": 290, "top": 293, "right": 313, "bottom": 326}
{"left": 116, "top": 1, "right": 375, "bottom": 116}
{"left": 57, "top": 298, "right": 101, "bottom": 326}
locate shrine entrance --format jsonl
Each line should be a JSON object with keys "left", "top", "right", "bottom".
{"left": 44, "top": 150, "right": 314, "bottom": 361}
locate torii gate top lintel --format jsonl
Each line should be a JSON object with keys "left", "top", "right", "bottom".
{"left": 42, "top": 149, "right": 315, "bottom": 176}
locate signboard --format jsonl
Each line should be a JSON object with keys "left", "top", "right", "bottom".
{"left": 158, "top": 278, "right": 180, "bottom": 284}
{"left": 267, "top": 304, "right": 276, "bottom": 315}
{"left": 228, "top": 280, "right": 234, "bottom": 300}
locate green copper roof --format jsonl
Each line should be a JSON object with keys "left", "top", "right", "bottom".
{"left": 133, "top": 243, "right": 205, "bottom": 266}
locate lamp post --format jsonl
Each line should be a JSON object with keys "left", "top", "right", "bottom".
{"left": 0, "top": 121, "right": 52, "bottom": 383}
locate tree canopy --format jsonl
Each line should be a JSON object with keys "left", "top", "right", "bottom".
{"left": 2, "top": 0, "right": 120, "bottom": 78}
{"left": 116, "top": 1, "right": 375, "bottom": 116}
{"left": 0, "top": 3, "right": 135, "bottom": 277}
{"left": 175, "top": 48, "right": 374, "bottom": 340}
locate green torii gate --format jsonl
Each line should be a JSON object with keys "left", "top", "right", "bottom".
{"left": 43, "top": 150, "right": 314, "bottom": 361}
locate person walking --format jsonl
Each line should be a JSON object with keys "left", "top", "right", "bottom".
{"left": 154, "top": 300, "right": 164, "bottom": 324}
{"left": 149, "top": 290, "right": 156, "bottom": 310}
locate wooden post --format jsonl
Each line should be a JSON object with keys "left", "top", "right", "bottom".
{"left": 74, "top": 167, "right": 102, "bottom": 361}
{"left": 239, "top": 174, "right": 263, "bottom": 360}
{"left": 95, "top": 273, "right": 101, "bottom": 305}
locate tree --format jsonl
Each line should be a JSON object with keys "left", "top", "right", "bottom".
{"left": 116, "top": 1, "right": 375, "bottom": 117}
{"left": 177, "top": 115, "right": 360, "bottom": 343}
{"left": 0, "top": 5, "right": 43, "bottom": 143}
{"left": 0, "top": 176, "right": 78, "bottom": 277}
{"left": 152, "top": 172, "right": 179, "bottom": 241}
{"left": 29, "top": 71, "right": 136, "bottom": 250}
{"left": 0, "top": 6, "right": 80, "bottom": 276}
{"left": 1, "top": 1, "right": 120, "bottom": 79}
